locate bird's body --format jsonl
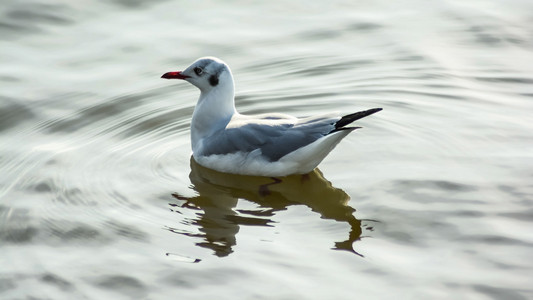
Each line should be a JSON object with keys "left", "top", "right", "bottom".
{"left": 162, "top": 57, "right": 382, "bottom": 176}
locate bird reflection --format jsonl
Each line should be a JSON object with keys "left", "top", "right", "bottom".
{"left": 167, "top": 157, "right": 363, "bottom": 257}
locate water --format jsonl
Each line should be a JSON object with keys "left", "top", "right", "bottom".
{"left": 1, "top": 0, "right": 533, "bottom": 299}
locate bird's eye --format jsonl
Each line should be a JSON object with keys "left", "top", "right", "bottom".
{"left": 194, "top": 67, "right": 203, "bottom": 76}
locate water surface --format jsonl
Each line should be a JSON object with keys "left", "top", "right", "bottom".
{"left": 1, "top": 0, "right": 533, "bottom": 299}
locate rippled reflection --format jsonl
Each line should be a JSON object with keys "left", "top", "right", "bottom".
{"left": 167, "top": 158, "right": 362, "bottom": 257}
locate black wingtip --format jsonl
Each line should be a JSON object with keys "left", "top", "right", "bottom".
{"left": 334, "top": 108, "right": 383, "bottom": 130}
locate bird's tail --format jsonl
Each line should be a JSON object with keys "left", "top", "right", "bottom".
{"left": 330, "top": 108, "right": 382, "bottom": 133}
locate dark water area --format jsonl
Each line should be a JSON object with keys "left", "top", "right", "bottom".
{"left": 1, "top": 0, "right": 533, "bottom": 299}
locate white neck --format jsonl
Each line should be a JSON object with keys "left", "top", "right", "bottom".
{"left": 191, "top": 82, "right": 236, "bottom": 151}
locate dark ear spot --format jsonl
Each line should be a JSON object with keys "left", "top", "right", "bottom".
{"left": 209, "top": 75, "right": 219, "bottom": 86}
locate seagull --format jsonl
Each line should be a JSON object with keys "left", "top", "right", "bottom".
{"left": 162, "top": 57, "right": 382, "bottom": 177}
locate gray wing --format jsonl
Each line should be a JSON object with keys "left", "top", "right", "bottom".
{"left": 199, "top": 115, "right": 340, "bottom": 162}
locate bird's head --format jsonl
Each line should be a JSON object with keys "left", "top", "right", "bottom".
{"left": 162, "top": 57, "right": 233, "bottom": 93}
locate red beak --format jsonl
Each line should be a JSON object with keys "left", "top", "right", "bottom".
{"left": 161, "top": 71, "right": 190, "bottom": 80}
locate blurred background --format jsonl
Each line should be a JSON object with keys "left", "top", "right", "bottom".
{"left": 1, "top": 0, "right": 532, "bottom": 299}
